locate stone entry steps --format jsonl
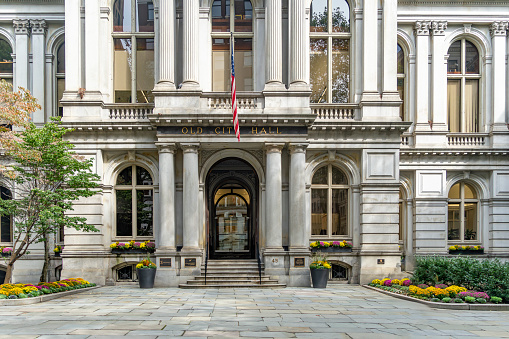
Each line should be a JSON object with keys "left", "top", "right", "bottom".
{"left": 179, "top": 259, "right": 286, "bottom": 288}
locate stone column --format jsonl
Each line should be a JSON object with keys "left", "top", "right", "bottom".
{"left": 264, "top": 0, "right": 284, "bottom": 90}
{"left": 431, "top": 21, "right": 448, "bottom": 131}
{"left": 12, "top": 19, "right": 30, "bottom": 91}
{"left": 289, "top": 144, "right": 308, "bottom": 249}
{"left": 382, "top": 0, "right": 397, "bottom": 95}
{"left": 265, "top": 143, "right": 284, "bottom": 249}
{"left": 361, "top": 0, "right": 378, "bottom": 98}
{"left": 414, "top": 21, "right": 431, "bottom": 131}
{"left": 155, "top": 0, "right": 176, "bottom": 90}
{"left": 30, "top": 19, "right": 47, "bottom": 124}
{"left": 490, "top": 22, "right": 508, "bottom": 132}
{"left": 64, "top": 0, "right": 82, "bottom": 93}
{"left": 181, "top": 0, "right": 200, "bottom": 89}
{"left": 181, "top": 143, "right": 200, "bottom": 250}
{"left": 85, "top": 0, "right": 101, "bottom": 97}
{"left": 157, "top": 144, "right": 177, "bottom": 251}
{"left": 289, "top": 0, "right": 307, "bottom": 90}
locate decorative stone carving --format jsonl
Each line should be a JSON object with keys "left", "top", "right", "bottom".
{"left": 13, "top": 19, "right": 30, "bottom": 34}
{"left": 181, "top": 143, "right": 200, "bottom": 153}
{"left": 156, "top": 143, "right": 177, "bottom": 154}
{"left": 30, "top": 19, "right": 47, "bottom": 35}
{"left": 490, "top": 21, "right": 508, "bottom": 37}
{"left": 414, "top": 21, "right": 432, "bottom": 36}
{"left": 288, "top": 143, "right": 308, "bottom": 154}
{"left": 431, "top": 21, "right": 447, "bottom": 36}
{"left": 265, "top": 143, "right": 284, "bottom": 154}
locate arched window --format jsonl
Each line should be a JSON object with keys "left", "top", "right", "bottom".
{"left": 447, "top": 39, "right": 480, "bottom": 133}
{"left": 311, "top": 164, "right": 349, "bottom": 236}
{"left": 0, "top": 186, "right": 12, "bottom": 243}
{"left": 211, "top": 0, "right": 253, "bottom": 92}
{"left": 115, "top": 165, "right": 154, "bottom": 238}
{"left": 56, "top": 43, "right": 65, "bottom": 117}
{"left": 113, "top": 0, "right": 155, "bottom": 103}
{"left": 0, "top": 37, "right": 13, "bottom": 85}
{"left": 448, "top": 182, "right": 478, "bottom": 242}
{"left": 310, "top": 0, "right": 350, "bottom": 103}
{"left": 397, "top": 44, "right": 405, "bottom": 120}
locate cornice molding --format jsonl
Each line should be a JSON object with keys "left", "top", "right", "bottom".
{"left": 399, "top": 0, "right": 509, "bottom": 5}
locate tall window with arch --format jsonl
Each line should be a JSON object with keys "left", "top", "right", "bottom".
{"left": 211, "top": 0, "right": 253, "bottom": 92}
{"left": 397, "top": 44, "right": 405, "bottom": 120}
{"left": 113, "top": 0, "right": 155, "bottom": 103}
{"left": 0, "top": 37, "right": 13, "bottom": 85}
{"left": 311, "top": 164, "right": 349, "bottom": 236}
{"left": 55, "top": 43, "right": 65, "bottom": 117}
{"left": 0, "top": 186, "right": 12, "bottom": 244}
{"left": 115, "top": 165, "right": 154, "bottom": 238}
{"left": 448, "top": 182, "right": 478, "bottom": 242}
{"left": 310, "top": 0, "right": 350, "bottom": 103}
{"left": 447, "top": 39, "right": 480, "bottom": 133}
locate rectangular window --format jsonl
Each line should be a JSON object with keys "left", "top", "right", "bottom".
{"left": 0, "top": 215, "right": 11, "bottom": 243}
{"left": 331, "top": 189, "right": 348, "bottom": 235}
{"left": 116, "top": 190, "right": 132, "bottom": 237}
{"left": 212, "top": 38, "right": 230, "bottom": 91}
{"left": 464, "top": 202, "right": 477, "bottom": 240}
{"left": 136, "top": 38, "right": 154, "bottom": 103}
{"left": 447, "top": 80, "right": 461, "bottom": 133}
{"left": 310, "top": 39, "right": 328, "bottom": 103}
{"left": 136, "top": 190, "right": 153, "bottom": 237}
{"left": 114, "top": 38, "right": 133, "bottom": 103}
{"left": 464, "top": 80, "right": 479, "bottom": 133}
{"left": 311, "top": 189, "right": 327, "bottom": 235}
{"left": 234, "top": 38, "right": 253, "bottom": 91}
{"left": 331, "top": 39, "right": 349, "bottom": 103}
{"left": 448, "top": 204, "right": 460, "bottom": 240}
{"left": 57, "top": 78, "right": 65, "bottom": 117}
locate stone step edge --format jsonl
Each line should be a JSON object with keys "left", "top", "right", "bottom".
{"left": 179, "top": 284, "right": 286, "bottom": 288}
{"left": 0, "top": 285, "right": 101, "bottom": 306}
{"left": 186, "top": 280, "right": 280, "bottom": 284}
{"left": 363, "top": 285, "right": 509, "bottom": 311}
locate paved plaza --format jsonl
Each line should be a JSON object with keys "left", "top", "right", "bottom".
{"left": 1, "top": 285, "right": 509, "bottom": 338}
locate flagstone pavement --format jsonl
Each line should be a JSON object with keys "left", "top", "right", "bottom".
{"left": 1, "top": 285, "right": 509, "bottom": 339}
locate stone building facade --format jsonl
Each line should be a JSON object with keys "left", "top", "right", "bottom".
{"left": 0, "top": 0, "right": 508, "bottom": 286}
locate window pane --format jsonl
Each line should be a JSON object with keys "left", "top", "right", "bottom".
{"left": 0, "top": 38, "right": 13, "bottom": 73}
{"left": 310, "top": 39, "right": 327, "bottom": 103}
{"left": 332, "top": 189, "right": 348, "bottom": 235}
{"left": 312, "top": 166, "right": 328, "bottom": 185}
{"left": 310, "top": 0, "right": 327, "bottom": 33}
{"left": 234, "top": 0, "right": 252, "bottom": 33}
{"left": 397, "top": 44, "right": 404, "bottom": 74}
{"left": 136, "top": 0, "right": 154, "bottom": 32}
{"left": 331, "top": 0, "right": 350, "bottom": 32}
{"left": 464, "top": 183, "right": 476, "bottom": 199}
{"left": 447, "top": 41, "right": 461, "bottom": 74}
{"left": 117, "top": 166, "right": 133, "bottom": 185}
{"left": 234, "top": 38, "right": 253, "bottom": 91}
{"left": 464, "top": 202, "right": 477, "bottom": 240}
{"left": 447, "top": 80, "right": 461, "bottom": 133}
{"left": 0, "top": 186, "right": 11, "bottom": 243}
{"left": 114, "top": 38, "right": 133, "bottom": 103}
{"left": 311, "top": 189, "right": 327, "bottom": 235}
{"left": 332, "top": 166, "right": 347, "bottom": 185}
{"left": 399, "top": 201, "right": 403, "bottom": 242}
{"left": 398, "top": 77, "right": 404, "bottom": 120}
{"left": 57, "top": 78, "right": 65, "bottom": 117}
{"left": 465, "top": 41, "right": 479, "bottom": 74}
{"left": 212, "top": 38, "right": 230, "bottom": 91}
{"left": 136, "top": 190, "right": 153, "bottom": 236}
{"left": 59, "top": 224, "right": 64, "bottom": 243}
{"left": 464, "top": 80, "right": 479, "bottom": 133}
{"left": 56, "top": 43, "right": 65, "bottom": 74}
{"left": 448, "top": 183, "right": 460, "bottom": 199}
{"left": 212, "top": 0, "right": 230, "bottom": 32}
{"left": 448, "top": 204, "right": 460, "bottom": 240}
{"left": 116, "top": 190, "right": 132, "bottom": 237}
{"left": 136, "top": 166, "right": 153, "bottom": 185}
{"left": 332, "top": 39, "right": 349, "bottom": 103}
{"left": 136, "top": 38, "right": 155, "bottom": 103}
{"left": 113, "top": 0, "right": 132, "bottom": 32}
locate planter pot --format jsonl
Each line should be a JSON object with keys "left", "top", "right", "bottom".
{"left": 449, "top": 249, "right": 484, "bottom": 255}
{"left": 310, "top": 268, "right": 329, "bottom": 288}
{"left": 112, "top": 248, "right": 150, "bottom": 254}
{"left": 54, "top": 252, "right": 61, "bottom": 257}
{"left": 311, "top": 247, "right": 352, "bottom": 253}
{"left": 137, "top": 268, "right": 156, "bottom": 288}
{"left": 1, "top": 253, "right": 10, "bottom": 258}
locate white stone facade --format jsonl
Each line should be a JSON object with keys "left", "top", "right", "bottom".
{"left": 0, "top": 0, "right": 508, "bottom": 286}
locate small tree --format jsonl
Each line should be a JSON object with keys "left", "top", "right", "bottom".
{"left": 0, "top": 83, "right": 100, "bottom": 283}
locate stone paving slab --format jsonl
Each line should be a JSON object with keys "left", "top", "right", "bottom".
{"left": 0, "top": 285, "right": 508, "bottom": 338}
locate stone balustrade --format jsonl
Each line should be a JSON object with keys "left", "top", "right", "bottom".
{"left": 311, "top": 104, "right": 357, "bottom": 120}
{"left": 447, "top": 133, "right": 488, "bottom": 147}
{"left": 107, "top": 104, "right": 154, "bottom": 120}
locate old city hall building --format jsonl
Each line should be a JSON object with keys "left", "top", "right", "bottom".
{"left": 0, "top": 0, "right": 508, "bottom": 287}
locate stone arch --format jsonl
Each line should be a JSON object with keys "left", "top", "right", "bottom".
{"left": 445, "top": 28, "right": 491, "bottom": 58}
{"left": 104, "top": 153, "right": 159, "bottom": 187}
{"left": 0, "top": 28, "right": 15, "bottom": 53}
{"left": 446, "top": 173, "right": 489, "bottom": 201}
{"left": 305, "top": 152, "right": 360, "bottom": 186}
{"left": 46, "top": 26, "right": 65, "bottom": 55}
{"left": 200, "top": 149, "right": 265, "bottom": 185}
{"left": 397, "top": 29, "right": 415, "bottom": 57}
{"left": 111, "top": 261, "right": 139, "bottom": 282}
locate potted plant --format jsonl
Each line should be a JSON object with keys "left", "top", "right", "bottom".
{"left": 110, "top": 240, "right": 155, "bottom": 254}
{"left": 449, "top": 245, "right": 484, "bottom": 255}
{"left": 309, "top": 254, "right": 331, "bottom": 288}
{"left": 310, "top": 240, "right": 353, "bottom": 253}
{"left": 136, "top": 256, "right": 157, "bottom": 288}
{"left": 53, "top": 245, "right": 62, "bottom": 257}
{"left": 1, "top": 247, "right": 12, "bottom": 258}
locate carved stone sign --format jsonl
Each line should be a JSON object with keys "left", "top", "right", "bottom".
{"left": 294, "top": 258, "right": 305, "bottom": 267}
{"left": 159, "top": 258, "right": 172, "bottom": 267}
{"left": 377, "top": 259, "right": 385, "bottom": 265}
{"left": 159, "top": 126, "right": 308, "bottom": 136}
{"left": 184, "top": 258, "right": 196, "bottom": 267}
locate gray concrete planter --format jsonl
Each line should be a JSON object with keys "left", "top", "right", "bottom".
{"left": 310, "top": 268, "right": 329, "bottom": 288}
{"left": 137, "top": 268, "right": 156, "bottom": 288}
{"left": 449, "top": 249, "right": 484, "bottom": 255}
{"left": 311, "top": 247, "right": 352, "bottom": 253}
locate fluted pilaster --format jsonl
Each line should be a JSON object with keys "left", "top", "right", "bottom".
{"left": 157, "top": 143, "right": 177, "bottom": 250}
{"left": 265, "top": 143, "right": 284, "bottom": 249}
{"left": 182, "top": 143, "right": 200, "bottom": 250}
{"left": 289, "top": 0, "right": 308, "bottom": 90}
{"left": 490, "top": 21, "right": 508, "bottom": 130}
{"left": 414, "top": 20, "right": 431, "bottom": 129}
{"left": 289, "top": 144, "right": 308, "bottom": 248}
{"left": 431, "top": 21, "right": 448, "bottom": 130}
{"left": 12, "top": 19, "right": 30, "bottom": 91}
{"left": 156, "top": 0, "right": 176, "bottom": 90}
{"left": 182, "top": 0, "right": 200, "bottom": 89}
{"left": 30, "top": 19, "right": 47, "bottom": 123}
{"left": 264, "top": 0, "right": 284, "bottom": 90}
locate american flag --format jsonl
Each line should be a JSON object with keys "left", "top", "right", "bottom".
{"left": 231, "top": 36, "right": 240, "bottom": 141}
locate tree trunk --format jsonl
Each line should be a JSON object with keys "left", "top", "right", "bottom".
{"left": 39, "top": 234, "right": 50, "bottom": 282}
{"left": 3, "top": 259, "right": 14, "bottom": 284}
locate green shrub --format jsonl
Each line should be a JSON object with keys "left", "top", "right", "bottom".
{"left": 465, "top": 296, "right": 476, "bottom": 303}
{"left": 18, "top": 293, "right": 28, "bottom": 298}
{"left": 29, "top": 291, "right": 39, "bottom": 297}
{"left": 430, "top": 297, "right": 441, "bottom": 302}
{"left": 476, "top": 298, "right": 487, "bottom": 304}
{"left": 41, "top": 288, "right": 51, "bottom": 294}
{"left": 0, "top": 295, "right": 7, "bottom": 299}
{"left": 453, "top": 298, "right": 464, "bottom": 303}
{"left": 491, "top": 296, "right": 502, "bottom": 304}
{"left": 442, "top": 297, "right": 452, "bottom": 303}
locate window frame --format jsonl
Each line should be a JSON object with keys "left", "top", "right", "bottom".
{"left": 55, "top": 42, "right": 65, "bottom": 117}
{"left": 447, "top": 181, "right": 480, "bottom": 243}
{"left": 0, "top": 185, "right": 13, "bottom": 245}
{"left": 397, "top": 43, "right": 406, "bottom": 121}
{"left": 309, "top": 0, "right": 352, "bottom": 103}
{"left": 0, "top": 36, "right": 14, "bottom": 85}
{"left": 310, "top": 163, "right": 350, "bottom": 238}
{"left": 114, "top": 164, "right": 154, "bottom": 240}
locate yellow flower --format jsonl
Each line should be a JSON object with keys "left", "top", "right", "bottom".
{"left": 140, "top": 243, "right": 146, "bottom": 249}
{"left": 110, "top": 243, "right": 117, "bottom": 248}
{"left": 449, "top": 245, "right": 458, "bottom": 250}
{"left": 323, "top": 263, "right": 331, "bottom": 269}
{"left": 371, "top": 279, "right": 381, "bottom": 285}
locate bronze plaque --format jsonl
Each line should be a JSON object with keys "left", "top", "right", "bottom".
{"left": 185, "top": 258, "right": 196, "bottom": 267}
{"left": 159, "top": 258, "right": 172, "bottom": 267}
{"left": 294, "top": 258, "right": 305, "bottom": 267}
{"left": 377, "top": 259, "right": 385, "bottom": 265}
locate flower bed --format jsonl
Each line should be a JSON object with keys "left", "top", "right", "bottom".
{"left": 448, "top": 245, "right": 484, "bottom": 255}
{"left": 368, "top": 278, "right": 504, "bottom": 305}
{"left": 1, "top": 247, "right": 12, "bottom": 257}
{"left": 310, "top": 241, "right": 352, "bottom": 252}
{"left": 110, "top": 240, "right": 155, "bottom": 254}
{"left": 0, "top": 278, "right": 96, "bottom": 300}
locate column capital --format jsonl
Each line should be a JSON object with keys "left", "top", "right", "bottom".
{"left": 431, "top": 21, "right": 447, "bottom": 36}
{"left": 414, "top": 20, "right": 432, "bottom": 36}
{"left": 30, "top": 19, "right": 47, "bottom": 35}
{"left": 156, "top": 143, "right": 177, "bottom": 154}
{"left": 265, "top": 143, "right": 285, "bottom": 153}
{"left": 288, "top": 143, "right": 308, "bottom": 154}
{"left": 490, "top": 21, "right": 508, "bottom": 37}
{"left": 13, "top": 19, "right": 30, "bottom": 35}
{"left": 181, "top": 143, "right": 200, "bottom": 153}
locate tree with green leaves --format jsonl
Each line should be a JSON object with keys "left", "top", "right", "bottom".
{"left": 0, "top": 81, "right": 101, "bottom": 284}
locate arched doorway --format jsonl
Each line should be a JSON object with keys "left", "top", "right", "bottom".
{"left": 206, "top": 158, "right": 258, "bottom": 259}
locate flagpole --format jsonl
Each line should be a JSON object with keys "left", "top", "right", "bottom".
{"left": 231, "top": 31, "right": 240, "bottom": 142}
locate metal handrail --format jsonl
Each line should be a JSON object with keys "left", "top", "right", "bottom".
{"left": 255, "top": 242, "right": 262, "bottom": 285}
{"left": 204, "top": 235, "right": 210, "bottom": 285}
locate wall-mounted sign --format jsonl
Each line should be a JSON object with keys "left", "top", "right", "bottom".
{"left": 184, "top": 258, "right": 196, "bottom": 267}
{"left": 294, "top": 258, "right": 305, "bottom": 267}
{"left": 159, "top": 258, "right": 172, "bottom": 267}
{"left": 377, "top": 259, "right": 385, "bottom": 265}
{"left": 159, "top": 126, "right": 308, "bottom": 136}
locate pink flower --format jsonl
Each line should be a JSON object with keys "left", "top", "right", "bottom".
{"left": 384, "top": 280, "right": 392, "bottom": 286}
{"left": 2, "top": 247, "right": 12, "bottom": 253}
{"left": 146, "top": 242, "right": 155, "bottom": 248}
{"left": 402, "top": 280, "right": 411, "bottom": 286}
